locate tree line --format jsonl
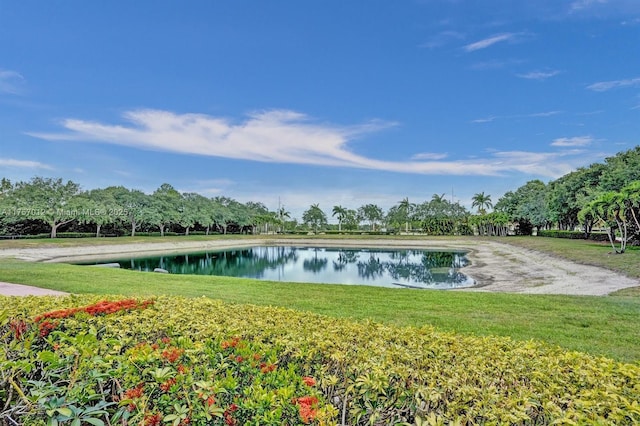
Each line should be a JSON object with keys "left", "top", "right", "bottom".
{"left": 1, "top": 146, "right": 639, "bottom": 245}
{"left": 489, "top": 146, "right": 640, "bottom": 251}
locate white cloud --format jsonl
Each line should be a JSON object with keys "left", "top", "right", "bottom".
{"left": 463, "top": 33, "right": 515, "bottom": 52}
{"left": 621, "top": 18, "right": 640, "bottom": 25}
{"left": 517, "top": 70, "right": 561, "bottom": 80}
{"left": 587, "top": 77, "right": 640, "bottom": 91}
{"left": 30, "top": 108, "right": 590, "bottom": 179}
{"left": 0, "top": 158, "right": 53, "bottom": 169}
{"left": 411, "top": 152, "right": 448, "bottom": 160}
{"left": 551, "top": 136, "right": 595, "bottom": 147}
{"left": 420, "top": 30, "right": 465, "bottom": 49}
{"left": 0, "top": 69, "right": 26, "bottom": 95}
{"left": 570, "top": 0, "right": 608, "bottom": 12}
{"left": 471, "top": 116, "right": 496, "bottom": 123}
{"left": 528, "top": 111, "right": 562, "bottom": 117}
{"left": 471, "top": 111, "right": 560, "bottom": 123}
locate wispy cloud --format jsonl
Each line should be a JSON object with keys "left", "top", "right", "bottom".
{"left": 621, "top": 17, "right": 640, "bottom": 25}
{"left": 529, "top": 111, "right": 563, "bottom": 117}
{"left": 411, "top": 152, "right": 448, "bottom": 160}
{"left": 30, "top": 108, "right": 588, "bottom": 178}
{"left": 517, "top": 70, "right": 561, "bottom": 80}
{"left": 551, "top": 135, "right": 595, "bottom": 147}
{"left": 420, "top": 30, "right": 465, "bottom": 49}
{"left": 0, "top": 69, "right": 26, "bottom": 95}
{"left": 570, "top": 0, "right": 608, "bottom": 12}
{"left": 471, "top": 116, "right": 496, "bottom": 123}
{"left": 471, "top": 111, "right": 561, "bottom": 123}
{"left": 463, "top": 33, "right": 516, "bottom": 52}
{"left": 587, "top": 77, "right": 640, "bottom": 91}
{"left": 0, "top": 158, "right": 53, "bottom": 169}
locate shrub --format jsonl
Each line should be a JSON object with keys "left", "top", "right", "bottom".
{"left": 134, "top": 232, "right": 180, "bottom": 237}
{"left": 537, "top": 230, "right": 611, "bottom": 242}
{"left": 2, "top": 295, "right": 639, "bottom": 425}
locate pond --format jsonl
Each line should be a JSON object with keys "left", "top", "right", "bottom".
{"left": 85, "top": 246, "right": 475, "bottom": 289}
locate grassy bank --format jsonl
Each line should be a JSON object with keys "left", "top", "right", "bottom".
{"left": 1, "top": 256, "right": 639, "bottom": 362}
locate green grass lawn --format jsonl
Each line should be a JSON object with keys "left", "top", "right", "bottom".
{"left": 1, "top": 234, "right": 639, "bottom": 362}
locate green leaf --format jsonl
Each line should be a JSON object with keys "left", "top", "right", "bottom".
{"left": 56, "top": 407, "right": 73, "bottom": 417}
{"left": 83, "top": 418, "right": 105, "bottom": 426}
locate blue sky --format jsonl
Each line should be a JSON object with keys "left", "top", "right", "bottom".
{"left": 1, "top": 0, "right": 639, "bottom": 220}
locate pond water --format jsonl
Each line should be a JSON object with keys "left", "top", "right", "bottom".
{"left": 86, "top": 246, "right": 475, "bottom": 289}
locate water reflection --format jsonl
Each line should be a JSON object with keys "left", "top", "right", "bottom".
{"left": 88, "top": 246, "right": 475, "bottom": 289}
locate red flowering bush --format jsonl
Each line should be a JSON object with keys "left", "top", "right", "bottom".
{"left": 296, "top": 396, "right": 319, "bottom": 424}
{"left": 1, "top": 297, "right": 332, "bottom": 425}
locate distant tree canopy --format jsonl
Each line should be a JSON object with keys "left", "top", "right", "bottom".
{"left": 493, "top": 146, "right": 640, "bottom": 244}
{"left": 1, "top": 147, "right": 639, "bottom": 243}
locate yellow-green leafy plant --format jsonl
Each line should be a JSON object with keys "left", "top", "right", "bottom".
{"left": 2, "top": 295, "right": 639, "bottom": 425}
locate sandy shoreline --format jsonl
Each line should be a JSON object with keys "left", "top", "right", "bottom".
{"left": 0, "top": 238, "right": 638, "bottom": 296}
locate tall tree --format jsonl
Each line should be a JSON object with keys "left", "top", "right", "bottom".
{"left": 495, "top": 181, "right": 549, "bottom": 235}
{"left": 397, "top": 198, "right": 415, "bottom": 233}
{"left": 79, "top": 188, "right": 116, "bottom": 237}
{"left": 332, "top": 205, "right": 347, "bottom": 232}
{"left": 107, "top": 186, "right": 149, "bottom": 237}
{"left": 10, "top": 177, "right": 82, "bottom": 238}
{"left": 471, "top": 192, "right": 493, "bottom": 215}
{"left": 212, "top": 197, "right": 234, "bottom": 234}
{"left": 302, "top": 203, "right": 327, "bottom": 233}
{"left": 277, "top": 206, "right": 291, "bottom": 233}
{"left": 149, "top": 183, "right": 181, "bottom": 236}
{"left": 179, "top": 193, "right": 211, "bottom": 236}
{"left": 580, "top": 191, "right": 628, "bottom": 253}
{"left": 621, "top": 181, "right": 640, "bottom": 232}
{"left": 358, "top": 204, "right": 383, "bottom": 231}
{"left": 0, "top": 179, "right": 13, "bottom": 234}
{"left": 246, "top": 201, "right": 269, "bottom": 234}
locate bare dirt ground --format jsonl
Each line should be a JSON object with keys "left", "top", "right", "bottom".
{"left": 0, "top": 238, "right": 638, "bottom": 296}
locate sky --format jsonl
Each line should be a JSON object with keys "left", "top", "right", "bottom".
{"left": 1, "top": 0, "right": 639, "bottom": 221}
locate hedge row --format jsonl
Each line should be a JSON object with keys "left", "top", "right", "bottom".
{"left": 2, "top": 295, "right": 640, "bottom": 425}
{"left": 290, "top": 230, "right": 394, "bottom": 236}
{"left": 537, "top": 230, "right": 611, "bottom": 242}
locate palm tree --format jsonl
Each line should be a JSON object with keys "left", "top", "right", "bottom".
{"left": 398, "top": 197, "right": 415, "bottom": 233}
{"left": 332, "top": 205, "right": 347, "bottom": 232}
{"left": 431, "top": 193, "right": 446, "bottom": 203}
{"left": 621, "top": 181, "right": 640, "bottom": 230}
{"left": 471, "top": 192, "right": 493, "bottom": 215}
{"left": 277, "top": 206, "right": 291, "bottom": 233}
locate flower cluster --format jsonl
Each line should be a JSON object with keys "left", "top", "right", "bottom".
{"left": 33, "top": 298, "right": 154, "bottom": 322}
{"left": 161, "top": 347, "right": 184, "bottom": 363}
{"left": 296, "top": 396, "right": 319, "bottom": 424}
{"left": 30, "top": 298, "right": 154, "bottom": 338}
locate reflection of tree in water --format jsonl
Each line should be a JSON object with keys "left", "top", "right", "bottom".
{"left": 333, "top": 250, "right": 360, "bottom": 271}
{"left": 126, "top": 247, "right": 299, "bottom": 278}
{"left": 357, "top": 254, "right": 385, "bottom": 280}
{"left": 386, "top": 261, "right": 433, "bottom": 283}
{"left": 302, "top": 248, "right": 329, "bottom": 273}
{"left": 118, "top": 247, "right": 472, "bottom": 288}
{"left": 303, "top": 258, "right": 328, "bottom": 273}
{"left": 421, "top": 251, "right": 469, "bottom": 269}
{"left": 373, "top": 251, "right": 470, "bottom": 285}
